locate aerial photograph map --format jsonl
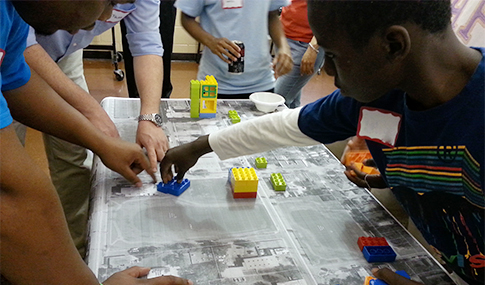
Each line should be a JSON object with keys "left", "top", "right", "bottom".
{"left": 87, "top": 98, "right": 454, "bottom": 284}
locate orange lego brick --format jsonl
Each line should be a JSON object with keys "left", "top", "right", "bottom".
{"left": 354, "top": 162, "right": 380, "bottom": 175}
{"left": 344, "top": 150, "right": 373, "bottom": 166}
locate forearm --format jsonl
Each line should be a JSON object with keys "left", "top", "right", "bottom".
{"left": 0, "top": 127, "right": 99, "bottom": 284}
{"left": 133, "top": 54, "right": 163, "bottom": 115}
{"left": 268, "top": 10, "right": 292, "bottom": 77}
{"left": 268, "top": 10, "right": 290, "bottom": 52}
{"left": 309, "top": 36, "right": 319, "bottom": 49}
{"left": 132, "top": 54, "right": 170, "bottom": 166}
{"left": 209, "top": 108, "right": 320, "bottom": 160}
{"left": 24, "top": 44, "right": 106, "bottom": 120}
{"left": 181, "top": 13, "right": 215, "bottom": 47}
{"left": 4, "top": 68, "right": 109, "bottom": 155}
{"left": 181, "top": 13, "right": 239, "bottom": 63}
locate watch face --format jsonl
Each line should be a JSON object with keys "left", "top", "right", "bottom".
{"left": 154, "top": 114, "right": 162, "bottom": 126}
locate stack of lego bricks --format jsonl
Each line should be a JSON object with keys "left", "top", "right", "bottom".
{"left": 230, "top": 167, "right": 258, "bottom": 199}
{"left": 358, "top": 236, "right": 396, "bottom": 263}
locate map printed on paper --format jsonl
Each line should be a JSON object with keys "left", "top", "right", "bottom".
{"left": 87, "top": 98, "right": 454, "bottom": 284}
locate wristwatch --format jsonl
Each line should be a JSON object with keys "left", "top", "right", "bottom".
{"left": 137, "top": 113, "right": 162, "bottom": 127}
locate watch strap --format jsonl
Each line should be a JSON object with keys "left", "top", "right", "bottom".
{"left": 137, "top": 113, "right": 162, "bottom": 127}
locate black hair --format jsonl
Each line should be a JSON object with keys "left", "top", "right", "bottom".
{"left": 308, "top": 0, "right": 452, "bottom": 48}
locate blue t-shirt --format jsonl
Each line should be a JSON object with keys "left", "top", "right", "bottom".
{"left": 299, "top": 47, "right": 485, "bottom": 284}
{"left": 0, "top": 1, "right": 31, "bottom": 129}
{"left": 175, "top": 0, "right": 290, "bottom": 94}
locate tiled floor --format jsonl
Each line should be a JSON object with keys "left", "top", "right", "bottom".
{"left": 25, "top": 58, "right": 338, "bottom": 175}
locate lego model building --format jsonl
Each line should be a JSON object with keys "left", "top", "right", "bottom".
{"left": 230, "top": 167, "right": 258, "bottom": 199}
{"left": 190, "top": 75, "right": 218, "bottom": 118}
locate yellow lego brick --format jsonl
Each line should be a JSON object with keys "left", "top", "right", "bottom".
{"left": 230, "top": 168, "right": 258, "bottom": 193}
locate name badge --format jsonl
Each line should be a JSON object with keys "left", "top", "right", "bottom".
{"left": 222, "top": 0, "right": 243, "bottom": 9}
{"left": 357, "top": 107, "right": 401, "bottom": 147}
{"left": 106, "top": 9, "right": 130, "bottom": 23}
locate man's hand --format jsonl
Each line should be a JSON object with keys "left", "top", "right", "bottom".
{"left": 160, "top": 135, "right": 213, "bottom": 183}
{"left": 103, "top": 266, "right": 193, "bottom": 285}
{"left": 372, "top": 268, "right": 423, "bottom": 285}
{"left": 207, "top": 37, "right": 241, "bottom": 64}
{"left": 300, "top": 47, "right": 318, "bottom": 75}
{"left": 97, "top": 137, "right": 156, "bottom": 187}
{"left": 272, "top": 49, "right": 293, "bottom": 78}
{"left": 180, "top": 13, "right": 240, "bottom": 65}
{"left": 136, "top": 121, "right": 170, "bottom": 173}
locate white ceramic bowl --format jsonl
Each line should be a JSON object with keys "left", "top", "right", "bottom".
{"left": 249, "top": 92, "right": 285, "bottom": 113}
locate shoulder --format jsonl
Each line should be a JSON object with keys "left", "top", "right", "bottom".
{"left": 175, "top": 0, "right": 206, "bottom": 17}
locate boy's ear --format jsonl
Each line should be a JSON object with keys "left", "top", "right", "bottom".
{"left": 383, "top": 25, "right": 410, "bottom": 61}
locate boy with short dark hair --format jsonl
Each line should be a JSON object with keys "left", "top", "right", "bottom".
{"left": 161, "top": 1, "right": 484, "bottom": 283}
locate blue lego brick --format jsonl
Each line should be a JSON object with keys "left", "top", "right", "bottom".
{"left": 369, "top": 270, "right": 410, "bottom": 285}
{"left": 362, "top": 246, "right": 396, "bottom": 263}
{"left": 157, "top": 178, "right": 190, "bottom": 196}
{"left": 199, "top": 113, "right": 216, "bottom": 118}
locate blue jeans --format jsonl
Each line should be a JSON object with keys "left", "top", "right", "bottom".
{"left": 275, "top": 38, "right": 325, "bottom": 108}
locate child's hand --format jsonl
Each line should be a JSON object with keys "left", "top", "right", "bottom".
{"left": 372, "top": 268, "right": 423, "bottom": 285}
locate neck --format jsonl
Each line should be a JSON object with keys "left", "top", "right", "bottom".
{"left": 402, "top": 27, "right": 482, "bottom": 111}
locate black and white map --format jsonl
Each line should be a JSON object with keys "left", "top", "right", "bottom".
{"left": 87, "top": 98, "right": 454, "bottom": 284}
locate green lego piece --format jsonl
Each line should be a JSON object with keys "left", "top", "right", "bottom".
{"left": 270, "top": 173, "right": 286, "bottom": 191}
{"left": 228, "top": 110, "right": 241, "bottom": 124}
{"left": 255, "top": 157, "right": 267, "bottom": 168}
{"left": 190, "top": 80, "right": 200, "bottom": 118}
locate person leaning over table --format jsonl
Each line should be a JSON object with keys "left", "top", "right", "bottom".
{"left": 175, "top": 0, "right": 294, "bottom": 99}
{"left": 160, "top": 0, "right": 484, "bottom": 284}
{"left": 16, "top": 0, "right": 168, "bottom": 258}
{"left": 0, "top": 0, "right": 192, "bottom": 284}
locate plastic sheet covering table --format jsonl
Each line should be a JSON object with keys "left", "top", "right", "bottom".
{"left": 87, "top": 97, "right": 454, "bottom": 284}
